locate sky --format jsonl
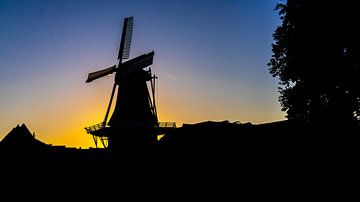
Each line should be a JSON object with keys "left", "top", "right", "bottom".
{"left": 0, "top": 0, "right": 285, "bottom": 148}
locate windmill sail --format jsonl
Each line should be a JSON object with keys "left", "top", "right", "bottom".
{"left": 86, "top": 65, "right": 116, "bottom": 83}
{"left": 118, "top": 16, "right": 133, "bottom": 60}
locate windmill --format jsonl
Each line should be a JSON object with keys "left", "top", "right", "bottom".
{"left": 85, "top": 17, "right": 160, "bottom": 149}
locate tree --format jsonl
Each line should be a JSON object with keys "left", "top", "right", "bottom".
{"left": 269, "top": 0, "right": 360, "bottom": 128}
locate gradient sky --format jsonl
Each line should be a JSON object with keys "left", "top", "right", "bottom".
{"left": 0, "top": 0, "right": 285, "bottom": 148}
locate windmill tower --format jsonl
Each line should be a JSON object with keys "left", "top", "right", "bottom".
{"left": 85, "top": 17, "right": 159, "bottom": 150}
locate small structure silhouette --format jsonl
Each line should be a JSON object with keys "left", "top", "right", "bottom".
{"left": 0, "top": 124, "right": 110, "bottom": 168}
{"left": 1, "top": 124, "right": 48, "bottom": 150}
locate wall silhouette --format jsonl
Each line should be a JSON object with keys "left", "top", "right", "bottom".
{"left": 2, "top": 120, "right": 357, "bottom": 168}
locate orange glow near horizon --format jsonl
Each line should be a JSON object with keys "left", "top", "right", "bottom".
{"left": 0, "top": 0, "right": 285, "bottom": 148}
{"left": 0, "top": 69, "right": 285, "bottom": 148}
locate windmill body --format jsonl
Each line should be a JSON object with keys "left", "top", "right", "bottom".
{"left": 109, "top": 66, "right": 157, "bottom": 128}
{"left": 85, "top": 17, "right": 160, "bottom": 150}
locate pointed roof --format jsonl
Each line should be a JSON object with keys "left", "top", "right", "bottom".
{"left": 0, "top": 124, "right": 48, "bottom": 149}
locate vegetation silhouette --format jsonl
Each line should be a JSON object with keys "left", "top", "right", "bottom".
{"left": 1, "top": 2, "right": 359, "bottom": 168}
{"left": 269, "top": 0, "right": 360, "bottom": 130}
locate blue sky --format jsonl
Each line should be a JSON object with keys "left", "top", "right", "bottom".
{"left": 0, "top": 0, "right": 285, "bottom": 147}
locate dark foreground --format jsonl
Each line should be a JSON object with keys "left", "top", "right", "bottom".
{"left": 0, "top": 120, "right": 357, "bottom": 168}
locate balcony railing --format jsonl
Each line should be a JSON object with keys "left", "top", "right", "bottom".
{"left": 85, "top": 121, "right": 177, "bottom": 134}
{"left": 158, "top": 122, "right": 177, "bottom": 128}
{"left": 85, "top": 122, "right": 105, "bottom": 134}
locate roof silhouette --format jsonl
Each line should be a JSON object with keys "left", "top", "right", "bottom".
{"left": 0, "top": 124, "right": 48, "bottom": 149}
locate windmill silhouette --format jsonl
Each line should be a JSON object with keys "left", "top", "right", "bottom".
{"left": 84, "top": 17, "right": 170, "bottom": 149}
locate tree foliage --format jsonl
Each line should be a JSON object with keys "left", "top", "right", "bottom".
{"left": 269, "top": 0, "right": 360, "bottom": 127}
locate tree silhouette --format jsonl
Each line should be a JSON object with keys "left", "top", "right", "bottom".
{"left": 269, "top": 0, "right": 360, "bottom": 129}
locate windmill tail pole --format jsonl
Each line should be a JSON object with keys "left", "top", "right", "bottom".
{"left": 103, "top": 83, "right": 117, "bottom": 127}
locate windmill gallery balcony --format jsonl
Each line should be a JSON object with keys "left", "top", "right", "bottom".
{"left": 85, "top": 122, "right": 177, "bottom": 136}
